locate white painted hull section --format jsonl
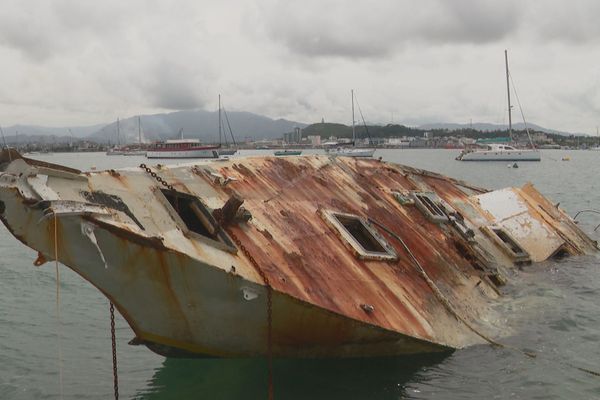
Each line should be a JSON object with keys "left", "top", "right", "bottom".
{"left": 458, "top": 149, "right": 541, "bottom": 161}
{"left": 146, "top": 149, "right": 219, "bottom": 159}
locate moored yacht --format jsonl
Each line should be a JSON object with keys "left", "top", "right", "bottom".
{"left": 146, "top": 139, "right": 219, "bottom": 159}
{"left": 457, "top": 143, "right": 541, "bottom": 161}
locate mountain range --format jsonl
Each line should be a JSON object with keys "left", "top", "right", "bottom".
{"left": 0, "top": 110, "right": 581, "bottom": 144}
{"left": 1, "top": 109, "right": 306, "bottom": 144}
{"left": 417, "top": 122, "right": 576, "bottom": 136}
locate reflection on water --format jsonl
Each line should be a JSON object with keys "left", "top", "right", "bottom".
{"left": 135, "top": 354, "right": 450, "bottom": 400}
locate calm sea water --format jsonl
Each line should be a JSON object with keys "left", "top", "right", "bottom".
{"left": 1, "top": 149, "right": 599, "bottom": 400}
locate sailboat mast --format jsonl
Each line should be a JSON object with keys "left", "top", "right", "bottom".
{"left": 218, "top": 94, "right": 222, "bottom": 145}
{"left": 505, "top": 50, "right": 513, "bottom": 138}
{"left": 351, "top": 89, "right": 356, "bottom": 145}
{"left": 116, "top": 118, "right": 120, "bottom": 146}
{"left": 138, "top": 116, "right": 141, "bottom": 145}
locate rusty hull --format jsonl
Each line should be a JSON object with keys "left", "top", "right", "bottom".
{"left": 0, "top": 151, "right": 595, "bottom": 358}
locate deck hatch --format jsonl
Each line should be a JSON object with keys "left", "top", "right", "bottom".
{"left": 159, "top": 189, "right": 236, "bottom": 252}
{"left": 411, "top": 192, "right": 449, "bottom": 223}
{"left": 482, "top": 225, "right": 530, "bottom": 263}
{"left": 320, "top": 210, "right": 398, "bottom": 261}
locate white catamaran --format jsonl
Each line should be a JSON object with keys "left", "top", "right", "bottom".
{"left": 327, "top": 90, "right": 375, "bottom": 158}
{"left": 457, "top": 51, "right": 541, "bottom": 162}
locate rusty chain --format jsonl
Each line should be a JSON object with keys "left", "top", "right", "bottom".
{"left": 139, "top": 163, "right": 175, "bottom": 191}
{"left": 139, "top": 162, "right": 274, "bottom": 399}
{"left": 109, "top": 302, "right": 119, "bottom": 400}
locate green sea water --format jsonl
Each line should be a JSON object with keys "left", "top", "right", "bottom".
{"left": 1, "top": 149, "right": 599, "bottom": 399}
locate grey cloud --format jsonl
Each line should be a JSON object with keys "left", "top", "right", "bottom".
{"left": 0, "top": 1, "right": 216, "bottom": 115}
{"left": 51, "top": 1, "right": 129, "bottom": 32}
{"left": 143, "top": 62, "right": 207, "bottom": 110}
{"left": 424, "top": 1, "right": 519, "bottom": 44}
{"left": 261, "top": 0, "right": 521, "bottom": 59}
{"left": 531, "top": 2, "right": 600, "bottom": 43}
{"left": 272, "top": 33, "right": 391, "bottom": 58}
{"left": 0, "top": 4, "right": 59, "bottom": 61}
{"left": 0, "top": 1, "right": 131, "bottom": 62}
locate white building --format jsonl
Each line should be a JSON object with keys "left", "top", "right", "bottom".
{"left": 307, "top": 135, "right": 321, "bottom": 146}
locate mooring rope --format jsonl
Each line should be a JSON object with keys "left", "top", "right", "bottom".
{"left": 53, "top": 213, "right": 64, "bottom": 399}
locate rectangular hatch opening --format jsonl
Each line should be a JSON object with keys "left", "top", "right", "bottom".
{"left": 159, "top": 189, "right": 236, "bottom": 252}
{"left": 411, "top": 192, "right": 449, "bottom": 223}
{"left": 483, "top": 226, "right": 530, "bottom": 263}
{"left": 162, "top": 189, "right": 214, "bottom": 238}
{"left": 320, "top": 210, "right": 398, "bottom": 261}
{"left": 335, "top": 214, "right": 387, "bottom": 253}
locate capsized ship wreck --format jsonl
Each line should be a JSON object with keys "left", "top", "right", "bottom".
{"left": 0, "top": 149, "right": 596, "bottom": 358}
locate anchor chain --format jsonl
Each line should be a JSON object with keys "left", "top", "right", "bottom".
{"left": 139, "top": 163, "right": 175, "bottom": 191}
{"left": 110, "top": 302, "right": 119, "bottom": 400}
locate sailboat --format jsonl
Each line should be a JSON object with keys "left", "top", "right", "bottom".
{"left": 326, "top": 90, "right": 375, "bottom": 158}
{"left": 457, "top": 51, "right": 541, "bottom": 162}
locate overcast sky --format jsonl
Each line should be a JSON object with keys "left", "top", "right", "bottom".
{"left": 1, "top": 0, "right": 599, "bottom": 133}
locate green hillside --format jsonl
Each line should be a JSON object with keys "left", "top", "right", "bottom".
{"left": 300, "top": 122, "right": 585, "bottom": 146}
